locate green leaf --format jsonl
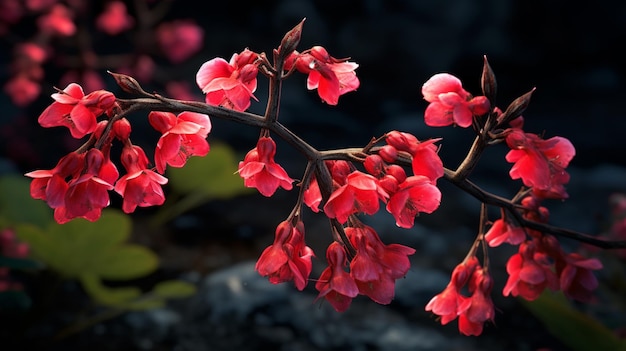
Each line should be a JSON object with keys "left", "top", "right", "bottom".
{"left": 521, "top": 291, "right": 626, "bottom": 351}
{"left": 92, "top": 245, "right": 158, "bottom": 280}
{"left": 80, "top": 273, "right": 141, "bottom": 306}
{"left": 152, "top": 280, "right": 197, "bottom": 299}
{"left": 0, "top": 175, "right": 54, "bottom": 228}
{"left": 167, "top": 142, "right": 251, "bottom": 198}
{"left": 122, "top": 297, "right": 166, "bottom": 311}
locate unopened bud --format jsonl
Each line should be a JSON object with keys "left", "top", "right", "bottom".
{"left": 112, "top": 118, "right": 132, "bottom": 141}
{"left": 481, "top": 55, "right": 497, "bottom": 104}
{"left": 364, "top": 154, "right": 384, "bottom": 177}
{"left": 279, "top": 18, "right": 305, "bottom": 57}
{"left": 108, "top": 71, "right": 146, "bottom": 95}
{"left": 498, "top": 88, "right": 535, "bottom": 127}
{"left": 378, "top": 144, "right": 398, "bottom": 163}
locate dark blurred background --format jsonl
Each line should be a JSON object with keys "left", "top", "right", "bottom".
{"left": 1, "top": 1, "right": 625, "bottom": 350}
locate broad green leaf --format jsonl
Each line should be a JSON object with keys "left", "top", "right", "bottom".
{"left": 522, "top": 291, "right": 626, "bottom": 351}
{"left": 152, "top": 280, "right": 197, "bottom": 298}
{"left": 167, "top": 142, "right": 251, "bottom": 198}
{"left": 92, "top": 245, "right": 158, "bottom": 280}
{"left": 80, "top": 273, "right": 141, "bottom": 306}
{"left": 0, "top": 175, "right": 53, "bottom": 228}
{"left": 122, "top": 296, "right": 166, "bottom": 311}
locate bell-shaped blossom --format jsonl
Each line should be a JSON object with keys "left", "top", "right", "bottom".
{"left": 422, "top": 73, "right": 490, "bottom": 128}
{"left": 484, "top": 217, "right": 526, "bottom": 247}
{"left": 38, "top": 83, "right": 116, "bottom": 138}
{"left": 96, "top": 1, "right": 134, "bottom": 36}
{"left": 323, "top": 171, "right": 388, "bottom": 224}
{"left": 256, "top": 220, "right": 315, "bottom": 291}
{"left": 557, "top": 253, "right": 602, "bottom": 302}
{"left": 238, "top": 136, "right": 293, "bottom": 197}
{"left": 157, "top": 20, "right": 204, "bottom": 63}
{"left": 425, "top": 257, "right": 479, "bottom": 325}
{"left": 286, "top": 46, "right": 359, "bottom": 105}
{"left": 196, "top": 49, "right": 258, "bottom": 111}
{"left": 506, "top": 129, "right": 575, "bottom": 199}
{"left": 58, "top": 149, "right": 117, "bottom": 223}
{"left": 346, "top": 225, "right": 415, "bottom": 304}
{"left": 458, "top": 268, "right": 495, "bottom": 336}
{"left": 148, "top": 111, "right": 212, "bottom": 174}
{"left": 503, "top": 240, "right": 559, "bottom": 301}
{"left": 25, "top": 151, "right": 85, "bottom": 209}
{"left": 114, "top": 145, "right": 168, "bottom": 213}
{"left": 303, "top": 176, "right": 322, "bottom": 213}
{"left": 386, "top": 175, "right": 441, "bottom": 228}
{"left": 315, "top": 242, "right": 359, "bottom": 312}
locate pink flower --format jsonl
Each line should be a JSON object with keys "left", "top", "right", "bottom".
{"left": 96, "top": 1, "right": 134, "bottom": 35}
{"left": 422, "top": 73, "right": 490, "bottom": 128}
{"left": 37, "top": 4, "right": 76, "bottom": 37}
{"left": 4, "top": 75, "right": 41, "bottom": 107}
{"left": 25, "top": 151, "right": 84, "bottom": 208}
{"left": 157, "top": 20, "right": 204, "bottom": 63}
{"left": 505, "top": 129, "right": 575, "bottom": 199}
{"left": 425, "top": 257, "right": 479, "bottom": 325}
{"left": 148, "top": 111, "right": 211, "bottom": 174}
{"left": 458, "top": 268, "right": 495, "bottom": 336}
{"left": 38, "top": 83, "right": 116, "bottom": 139}
{"left": 315, "top": 242, "right": 359, "bottom": 312}
{"left": 114, "top": 145, "right": 168, "bottom": 213}
{"left": 386, "top": 175, "right": 441, "bottom": 228}
{"left": 323, "top": 171, "right": 388, "bottom": 224}
{"left": 238, "top": 136, "right": 293, "bottom": 197}
{"left": 557, "top": 253, "right": 602, "bottom": 302}
{"left": 503, "top": 240, "right": 559, "bottom": 301}
{"left": 287, "top": 46, "right": 359, "bottom": 105}
{"left": 196, "top": 49, "right": 258, "bottom": 112}
{"left": 256, "top": 220, "right": 315, "bottom": 291}
{"left": 484, "top": 217, "right": 526, "bottom": 247}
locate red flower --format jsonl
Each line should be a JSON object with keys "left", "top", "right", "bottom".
{"left": 196, "top": 49, "right": 258, "bottom": 111}
{"left": 148, "top": 111, "right": 212, "bottom": 174}
{"left": 37, "top": 4, "right": 75, "bottom": 37}
{"left": 558, "top": 253, "right": 602, "bottom": 302}
{"left": 315, "top": 242, "right": 359, "bottom": 312}
{"left": 303, "top": 176, "right": 322, "bottom": 213}
{"left": 60, "top": 149, "right": 116, "bottom": 223}
{"left": 505, "top": 129, "right": 575, "bottom": 199}
{"left": 503, "top": 240, "right": 559, "bottom": 301}
{"left": 287, "top": 46, "right": 359, "bottom": 105}
{"left": 422, "top": 73, "right": 490, "bottom": 128}
{"left": 255, "top": 220, "right": 315, "bottom": 291}
{"left": 458, "top": 268, "right": 495, "bottom": 336}
{"left": 386, "top": 175, "right": 441, "bottom": 228}
{"left": 323, "top": 171, "right": 388, "bottom": 223}
{"left": 238, "top": 136, "right": 293, "bottom": 197}
{"left": 4, "top": 75, "right": 41, "bottom": 106}
{"left": 25, "top": 151, "right": 84, "bottom": 208}
{"left": 114, "top": 145, "right": 168, "bottom": 213}
{"left": 38, "top": 83, "right": 116, "bottom": 139}
{"left": 157, "top": 20, "right": 204, "bottom": 63}
{"left": 96, "top": 1, "right": 134, "bottom": 36}
{"left": 425, "top": 257, "right": 479, "bottom": 325}
{"left": 484, "top": 217, "right": 526, "bottom": 247}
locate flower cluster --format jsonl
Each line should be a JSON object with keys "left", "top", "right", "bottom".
{"left": 25, "top": 83, "right": 211, "bottom": 223}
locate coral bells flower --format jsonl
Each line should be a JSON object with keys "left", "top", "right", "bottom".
{"left": 25, "top": 151, "right": 84, "bottom": 208}
{"left": 196, "top": 49, "right": 259, "bottom": 112}
{"left": 315, "top": 242, "right": 359, "bottom": 312}
{"left": 114, "top": 145, "right": 168, "bottom": 213}
{"left": 238, "top": 136, "right": 293, "bottom": 197}
{"left": 484, "top": 217, "right": 526, "bottom": 247}
{"left": 557, "top": 253, "right": 602, "bottom": 302}
{"left": 505, "top": 129, "right": 575, "bottom": 199}
{"left": 38, "top": 83, "right": 116, "bottom": 138}
{"left": 386, "top": 175, "right": 442, "bottom": 228}
{"left": 426, "top": 257, "right": 479, "bottom": 325}
{"left": 255, "top": 219, "right": 315, "bottom": 291}
{"left": 323, "top": 171, "right": 388, "bottom": 224}
{"left": 286, "top": 46, "right": 360, "bottom": 105}
{"left": 503, "top": 240, "right": 559, "bottom": 301}
{"left": 422, "top": 73, "right": 490, "bottom": 128}
{"left": 148, "top": 111, "right": 212, "bottom": 174}
{"left": 458, "top": 268, "right": 495, "bottom": 336}
{"left": 346, "top": 225, "right": 415, "bottom": 304}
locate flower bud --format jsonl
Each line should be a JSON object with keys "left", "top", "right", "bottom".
{"left": 112, "top": 118, "right": 132, "bottom": 141}
{"left": 498, "top": 87, "right": 535, "bottom": 126}
{"left": 481, "top": 55, "right": 497, "bottom": 104}
{"left": 279, "top": 18, "right": 305, "bottom": 57}
{"left": 378, "top": 145, "right": 398, "bottom": 163}
{"left": 364, "top": 154, "right": 384, "bottom": 177}
{"left": 108, "top": 70, "right": 146, "bottom": 95}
